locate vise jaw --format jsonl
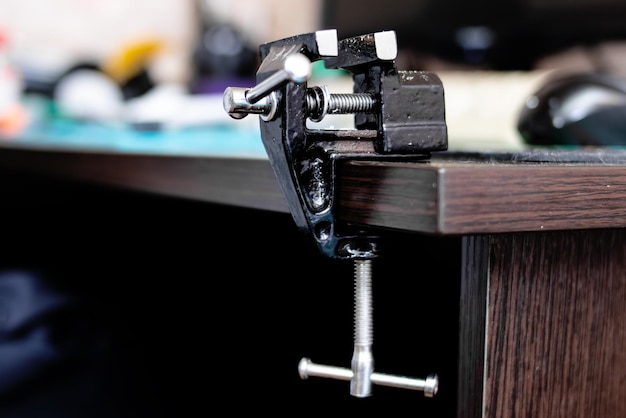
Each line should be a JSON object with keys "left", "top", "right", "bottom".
{"left": 224, "top": 29, "right": 447, "bottom": 259}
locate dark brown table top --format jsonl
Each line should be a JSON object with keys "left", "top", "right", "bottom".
{"left": 2, "top": 136, "right": 626, "bottom": 235}
{"left": 337, "top": 149, "right": 626, "bottom": 234}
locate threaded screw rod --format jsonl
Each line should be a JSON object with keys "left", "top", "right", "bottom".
{"left": 306, "top": 86, "right": 377, "bottom": 122}
{"left": 297, "top": 258, "right": 439, "bottom": 398}
{"left": 350, "top": 259, "right": 375, "bottom": 397}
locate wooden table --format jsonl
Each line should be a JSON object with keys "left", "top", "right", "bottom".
{"left": 1, "top": 136, "right": 625, "bottom": 417}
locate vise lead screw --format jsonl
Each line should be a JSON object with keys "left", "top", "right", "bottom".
{"left": 298, "top": 259, "right": 439, "bottom": 398}
{"left": 223, "top": 53, "right": 378, "bottom": 122}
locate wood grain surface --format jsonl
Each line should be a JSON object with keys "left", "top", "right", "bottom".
{"left": 483, "top": 229, "right": 626, "bottom": 417}
{"left": 0, "top": 147, "right": 288, "bottom": 213}
{"left": 457, "top": 235, "right": 490, "bottom": 418}
{"left": 337, "top": 152, "right": 626, "bottom": 234}
{"left": 3, "top": 145, "right": 626, "bottom": 236}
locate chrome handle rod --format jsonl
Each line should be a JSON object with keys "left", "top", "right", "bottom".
{"left": 298, "top": 358, "right": 439, "bottom": 398}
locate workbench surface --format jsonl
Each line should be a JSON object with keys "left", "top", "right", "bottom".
{"left": 3, "top": 119, "right": 626, "bottom": 235}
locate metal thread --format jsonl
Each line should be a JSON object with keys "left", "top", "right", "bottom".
{"left": 354, "top": 259, "right": 373, "bottom": 345}
{"left": 351, "top": 258, "right": 375, "bottom": 397}
{"left": 298, "top": 257, "right": 439, "bottom": 398}
{"left": 327, "top": 93, "right": 377, "bottom": 114}
{"left": 306, "top": 86, "right": 377, "bottom": 121}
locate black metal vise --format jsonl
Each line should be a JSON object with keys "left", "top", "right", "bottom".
{"left": 224, "top": 29, "right": 447, "bottom": 259}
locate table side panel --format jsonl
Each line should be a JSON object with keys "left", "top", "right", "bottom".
{"left": 485, "top": 230, "right": 626, "bottom": 417}
{"left": 457, "top": 235, "right": 490, "bottom": 418}
{"left": 337, "top": 161, "right": 626, "bottom": 234}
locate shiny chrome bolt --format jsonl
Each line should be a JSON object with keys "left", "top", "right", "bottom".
{"left": 351, "top": 259, "right": 375, "bottom": 397}
{"left": 298, "top": 258, "right": 439, "bottom": 398}
{"left": 223, "top": 52, "right": 312, "bottom": 120}
{"left": 299, "top": 358, "right": 439, "bottom": 397}
{"left": 306, "top": 85, "right": 377, "bottom": 122}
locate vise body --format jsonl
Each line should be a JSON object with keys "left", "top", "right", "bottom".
{"left": 224, "top": 29, "right": 447, "bottom": 260}
{"left": 224, "top": 29, "right": 446, "bottom": 399}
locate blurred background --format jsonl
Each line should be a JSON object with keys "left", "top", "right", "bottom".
{"left": 0, "top": 2, "right": 626, "bottom": 417}
{"left": 1, "top": 0, "right": 626, "bottom": 148}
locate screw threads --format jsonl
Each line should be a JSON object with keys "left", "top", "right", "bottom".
{"left": 354, "top": 259, "right": 373, "bottom": 345}
{"left": 300, "top": 256, "right": 439, "bottom": 398}
{"left": 328, "top": 93, "right": 377, "bottom": 114}
{"left": 306, "top": 86, "right": 377, "bottom": 122}
{"left": 351, "top": 258, "right": 375, "bottom": 397}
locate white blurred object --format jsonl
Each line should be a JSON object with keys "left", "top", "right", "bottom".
{"left": 201, "top": 0, "right": 323, "bottom": 45}
{"left": 125, "top": 83, "right": 258, "bottom": 129}
{"left": 0, "top": 0, "right": 198, "bottom": 86}
{"left": 53, "top": 68, "right": 124, "bottom": 122}
{"left": 437, "top": 70, "right": 553, "bottom": 150}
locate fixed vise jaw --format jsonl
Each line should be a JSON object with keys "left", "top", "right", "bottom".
{"left": 224, "top": 29, "right": 447, "bottom": 259}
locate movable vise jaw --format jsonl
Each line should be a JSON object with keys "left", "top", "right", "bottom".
{"left": 224, "top": 29, "right": 446, "bottom": 399}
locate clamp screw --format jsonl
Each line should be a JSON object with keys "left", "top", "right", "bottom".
{"left": 298, "top": 258, "right": 439, "bottom": 398}
{"left": 306, "top": 86, "right": 377, "bottom": 122}
{"left": 299, "top": 358, "right": 439, "bottom": 397}
{"left": 351, "top": 258, "right": 375, "bottom": 397}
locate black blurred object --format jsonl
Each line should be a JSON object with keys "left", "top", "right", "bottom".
{"left": 517, "top": 72, "right": 626, "bottom": 146}
{"left": 26, "top": 62, "right": 153, "bottom": 101}
{"left": 0, "top": 269, "right": 163, "bottom": 418}
{"left": 118, "top": 68, "right": 155, "bottom": 101}
{"left": 190, "top": 22, "right": 257, "bottom": 94}
{"left": 324, "top": 0, "right": 626, "bottom": 70}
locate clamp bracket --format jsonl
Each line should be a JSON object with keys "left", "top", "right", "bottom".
{"left": 225, "top": 29, "right": 447, "bottom": 259}
{"left": 223, "top": 28, "right": 447, "bottom": 399}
